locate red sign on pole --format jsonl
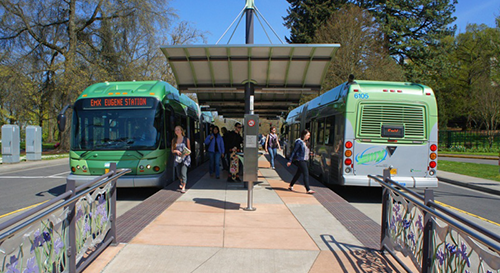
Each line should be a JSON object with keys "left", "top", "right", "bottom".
{"left": 247, "top": 119, "right": 255, "bottom": 127}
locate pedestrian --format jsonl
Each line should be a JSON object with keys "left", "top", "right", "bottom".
{"left": 286, "top": 129, "right": 315, "bottom": 194}
{"left": 172, "top": 125, "right": 191, "bottom": 193}
{"left": 224, "top": 122, "right": 243, "bottom": 182}
{"left": 221, "top": 127, "right": 229, "bottom": 171}
{"left": 205, "top": 125, "right": 225, "bottom": 179}
{"left": 265, "top": 126, "right": 281, "bottom": 169}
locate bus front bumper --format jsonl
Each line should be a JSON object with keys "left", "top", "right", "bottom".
{"left": 67, "top": 172, "right": 167, "bottom": 188}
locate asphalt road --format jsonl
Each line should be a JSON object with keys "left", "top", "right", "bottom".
{"left": 0, "top": 160, "right": 159, "bottom": 225}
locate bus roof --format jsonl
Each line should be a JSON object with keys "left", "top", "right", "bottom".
{"left": 77, "top": 81, "right": 179, "bottom": 101}
{"left": 285, "top": 80, "right": 435, "bottom": 122}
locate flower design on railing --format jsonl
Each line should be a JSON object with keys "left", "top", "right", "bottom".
{"left": 0, "top": 213, "right": 68, "bottom": 273}
{"left": 386, "top": 191, "right": 425, "bottom": 267}
{"left": 1, "top": 181, "right": 113, "bottom": 273}
{"left": 384, "top": 189, "right": 500, "bottom": 273}
{"left": 74, "top": 183, "right": 112, "bottom": 263}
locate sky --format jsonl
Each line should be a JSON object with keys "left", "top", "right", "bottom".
{"left": 170, "top": 0, "right": 499, "bottom": 45}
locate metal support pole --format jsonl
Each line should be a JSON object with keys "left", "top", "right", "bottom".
{"left": 421, "top": 189, "right": 435, "bottom": 273}
{"left": 65, "top": 179, "right": 77, "bottom": 273}
{"left": 245, "top": 81, "right": 255, "bottom": 115}
{"left": 109, "top": 163, "right": 117, "bottom": 245}
{"left": 245, "top": 7, "right": 254, "bottom": 44}
{"left": 380, "top": 168, "right": 391, "bottom": 250}
{"left": 244, "top": 181, "right": 256, "bottom": 211}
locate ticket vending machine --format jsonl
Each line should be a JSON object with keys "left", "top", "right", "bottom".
{"left": 1, "top": 124, "right": 20, "bottom": 164}
{"left": 243, "top": 114, "right": 259, "bottom": 211}
{"left": 26, "top": 125, "right": 42, "bottom": 161}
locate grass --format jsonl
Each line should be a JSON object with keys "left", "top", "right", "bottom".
{"left": 439, "top": 160, "right": 500, "bottom": 182}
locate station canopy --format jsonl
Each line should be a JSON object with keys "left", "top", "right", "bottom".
{"left": 161, "top": 44, "right": 339, "bottom": 119}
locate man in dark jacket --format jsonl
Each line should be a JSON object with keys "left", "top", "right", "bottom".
{"left": 223, "top": 122, "right": 243, "bottom": 181}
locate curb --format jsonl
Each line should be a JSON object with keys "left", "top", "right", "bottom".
{"left": 438, "top": 176, "right": 500, "bottom": 196}
{"left": 439, "top": 154, "right": 499, "bottom": 160}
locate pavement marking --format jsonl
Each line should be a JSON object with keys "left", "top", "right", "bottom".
{"left": 0, "top": 171, "right": 70, "bottom": 179}
{"left": 0, "top": 176, "right": 67, "bottom": 179}
{"left": 0, "top": 200, "right": 49, "bottom": 219}
{"left": 435, "top": 200, "right": 500, "bottom": 228}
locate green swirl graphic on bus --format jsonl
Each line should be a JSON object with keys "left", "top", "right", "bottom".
{"left": 355, "top": 147, "right": 388, "bottom": 165}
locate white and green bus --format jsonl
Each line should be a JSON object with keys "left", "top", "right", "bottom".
{"left": 58, "top": 81, "right": 212, "bottom": 187}
{"left": 283, "top": 79, "right": 438, "bottom": 187}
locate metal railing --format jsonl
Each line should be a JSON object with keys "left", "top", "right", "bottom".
{"left": 0, "top": 163, "right": 130, "bottom": 273}
{"left": 369, "top": 170, "right": 500, "bottom": 273}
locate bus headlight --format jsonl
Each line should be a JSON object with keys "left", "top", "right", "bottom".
{"left": 139, "top": 165, "right": 144, "bottom": 170}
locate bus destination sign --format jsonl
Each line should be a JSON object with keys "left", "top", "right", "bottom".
{"left": 82, "top": 97, "right": 155, "bottom": 109}
{"left": 381, "top": 125, "right": 404, "bottom": 138}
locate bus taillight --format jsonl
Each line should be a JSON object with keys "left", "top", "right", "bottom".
{"left": 345, "top": 141, "right": 353, "bottom": 148}
{"left": 345, "top": 158, "right": 352, "bottom": 165}
{"left": 429, "top": 161, "right": 437, "bottom": 168}
{"left": 430, "top": 144, "right": 437, "bottom": 151}
{"left": 430, "top": 153, "right": 437, "bottom": 160}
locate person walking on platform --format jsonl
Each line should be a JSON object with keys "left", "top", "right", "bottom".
{"left": 265, "top": 126, "right": 281, "bottom": 170}
{"left": 172, "top": 126, "right": 191, "bottom": 193}
{"left": 205, "top": 125, "right": 225, "bottom": 179}
{"left": 224, "top": 122, "right": 243, "bottom": 182}
{"left": 286, "top": 129, "right": 315, "bottom": 194}
{"left": 220, "top": 127, "right": 229, "bottom": 171}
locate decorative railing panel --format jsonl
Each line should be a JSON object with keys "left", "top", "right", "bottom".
{"left": 371, "top": 170, "right": 500, "bottom": 273}
{"left": 1, "top": 210, "right": 69, "bottom": 272}
{"left": 0, "top": 164, "right": 129, "bottom": 273}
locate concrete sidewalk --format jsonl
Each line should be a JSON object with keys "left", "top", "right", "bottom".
{"left": 83, "top": 156, "right": 410, "bottom": 273}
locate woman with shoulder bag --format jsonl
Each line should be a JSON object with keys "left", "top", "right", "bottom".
{"left": 286, "top": 129, "right": 315, "bottom": 194}
{"left": 172, "top": 126, "right": 191, "bottom": 193}
{"left": 265, "top": 126, "right": 281, "bottom": 170}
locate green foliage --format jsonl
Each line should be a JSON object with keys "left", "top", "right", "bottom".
{"left": 438, "top": 160, "right": 500, "bottom": 182}
{"left": 283, "top": 0, "right": 347, "bottom": 43}
{"left": 314, "top": 4, "right": 405, "bottom": 90}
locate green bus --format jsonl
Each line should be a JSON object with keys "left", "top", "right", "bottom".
{"left": 283, "top": 79, "right": 438, "bottom": 187}
{"left": 58, "top": 81, "right": 210, "bottom": 187}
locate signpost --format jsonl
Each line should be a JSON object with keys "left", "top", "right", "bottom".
{"left": 243, "top": 114, "right": 259, "bottom": 211}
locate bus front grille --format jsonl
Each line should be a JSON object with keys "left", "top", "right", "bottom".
{"left": 359, "top": 104, "right": 426, "bottom": 139}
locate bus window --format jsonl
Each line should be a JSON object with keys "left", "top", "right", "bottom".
{"left": 325, "top": 116, "right": 335, "bottom": 146}
{"left": 317, "top": 119, "right": 324, "bottom": 145}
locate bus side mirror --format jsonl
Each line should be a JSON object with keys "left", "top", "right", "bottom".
{"left": 57, "top": 114, "right": 66, "bottom": 132}
{"left": 57, "top": 104, "right": 72, "bottom": 132}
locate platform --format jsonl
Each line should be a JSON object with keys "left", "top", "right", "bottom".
{"left": 83, "top": 154, "right": 413, "bottom": 272}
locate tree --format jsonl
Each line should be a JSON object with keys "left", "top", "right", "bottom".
{"left": 0, "top": 0, "right": 205, "bottom": 149}
{"left": 363, "top": 0, "right": 457, "bottom": 63}
{"left": 283, "top": 0, "right": 347, "bottom": 43}
{"left": 314, "top": 4, "right": 404, "bottom": 90}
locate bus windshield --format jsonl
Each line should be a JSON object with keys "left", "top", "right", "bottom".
{"left": 71, "top": 98, "right": 164, "bottom": 151}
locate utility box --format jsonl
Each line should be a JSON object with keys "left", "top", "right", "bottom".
{"left": 1, "top": 125, "right": 20, "bottom": 164}
{"left": 26, "top": 125, "right": 42, "bottom": 161}
{"left": 243, "top": 114, "right": 259, "bottom": 182}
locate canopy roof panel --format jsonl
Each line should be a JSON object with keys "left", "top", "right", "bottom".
{"left": 161, "top": 44, "right": 339, "bottom": 118}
